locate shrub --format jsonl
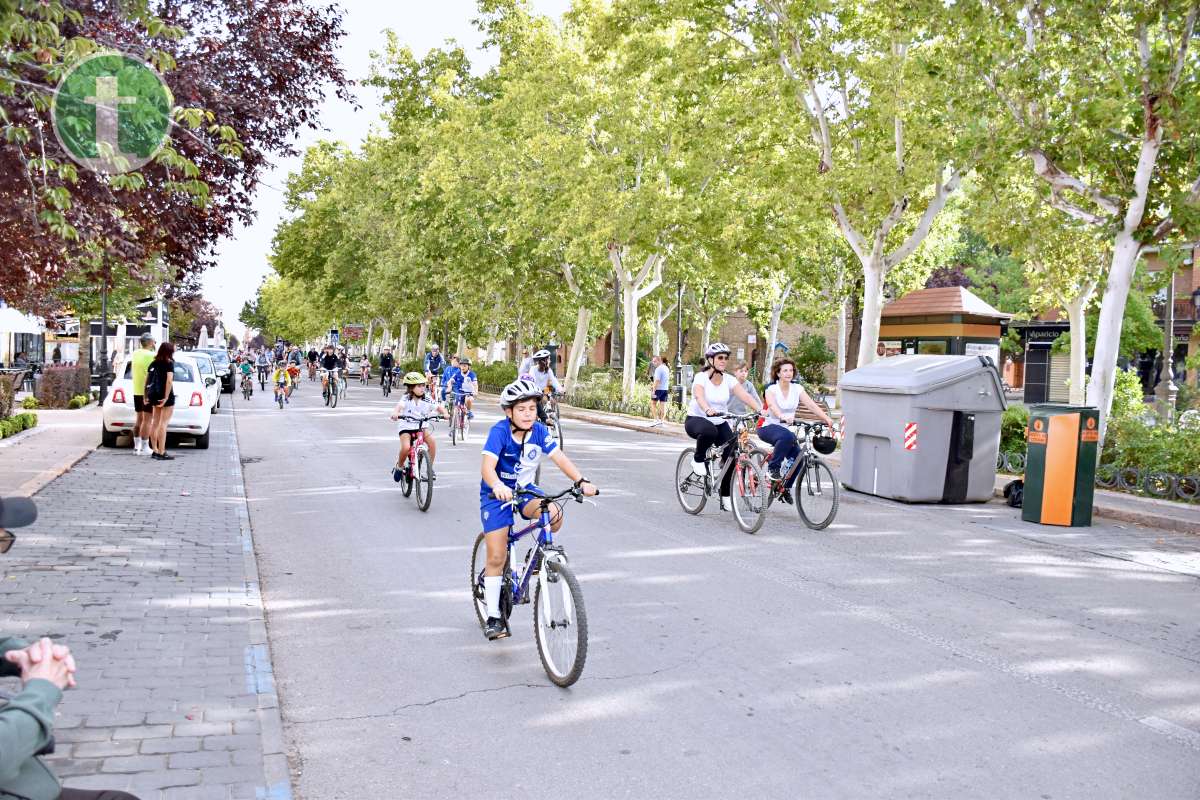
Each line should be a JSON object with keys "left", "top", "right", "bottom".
{"left": 66, "top": 393, "right": 90, "bottom": 409}
{"left": 0, "top": 412, "right": 37, "bottom": 439}
{"left": 791, "top": 333, "right": 836, "bottom": 387}
{"left": 36, "top": 364, "right": 90, "bottom": 409}
{"left": 1103, "top": 416, "right": 1200, "bottom": 476}
{"left": 1108, "top": 368, "right": 1146, "bottom": 423}
{"left": 20, "top": 396, "right": 38, "bottom": 410}
{"left": 475, "top": 362, "right": 516, "bottom": 390}
{"left": 1000, "top": 404, "right": 1029, "bottom": 456}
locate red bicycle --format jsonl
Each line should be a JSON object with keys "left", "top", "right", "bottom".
{"left": 396, "top": 414, "right": 440, "bottom": 511}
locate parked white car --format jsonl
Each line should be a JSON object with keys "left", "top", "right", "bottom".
{"left": 188, "top": 351, "right": 222, "bottom": 414}
{"left": 101, "top": 354, "right": 213, "bottom": 449}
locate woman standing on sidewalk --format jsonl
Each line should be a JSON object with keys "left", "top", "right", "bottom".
{"left": 145, "top": 343, "right": 176, "bottom": 461}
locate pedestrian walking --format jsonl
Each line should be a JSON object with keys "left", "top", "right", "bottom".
{"left": 648, "top": 354, "right": 671, "bottom": 427}
{"left": 145, "top": 342, "right": 176, "bottom": 461}
{"left": 130, "top": 333, "right": 156, "bottom": 455}
{"left": 51, "top": 345, "right": 61, "bottom": 365}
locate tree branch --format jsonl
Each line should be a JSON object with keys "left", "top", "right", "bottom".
{"left": 1167, "top": 4, "right": 1200, "bottom": 93}
{"left": 1028, "top": 149, "right": 1122, "bottom": 217}
{"left": 885, "top": 167, "right": 962, "bottom": 269}
{"left": 833, "top": 202, "right": 868, "bottom": 264}
{"left": 635, "top": 255, "right": 664, "bottom": 300}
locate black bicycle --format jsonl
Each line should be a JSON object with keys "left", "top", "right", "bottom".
{"left": 751, "top": 421, "right": 840, "bottom": 530}
{"left": 382, "top": 367, "right": 397, "bottom": 397}
{"left": 257, "top": 364, "right": 269, "bottom": 391}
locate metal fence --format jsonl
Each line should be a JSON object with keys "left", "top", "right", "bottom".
{"left": 996, "top": 451, "right": 1199, "bottom": 503}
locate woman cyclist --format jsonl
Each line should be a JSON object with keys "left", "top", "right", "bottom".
{"left": 757, "top": 358, "right": 834, "bottom": 505}
{"left": 478, "top": 379, "right": 597, "bottom": 641}
{"left": 390, "top": 372, "right": 447, "bottom": 483}
{"left": 684, "top": 343, "right": 764, "bottom": 511}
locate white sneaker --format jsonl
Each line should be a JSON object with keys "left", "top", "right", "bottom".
{"left": 719, "top": 497, "right": 732, "bottom": 512}
{"left": 690, "top": 461, "right": 706, "bottom": 477}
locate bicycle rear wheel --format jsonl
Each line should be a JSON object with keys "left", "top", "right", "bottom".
{"left": 534, "top": 559, "right": 587, "bottom": 687}
{"left": 731, "top": 456, "right": 768, "bottom": 534}
{"left": 415, "top": 449, "right": 433, "bottom": 511}
{"left": 797, "top": 458, "right": 839, "bottom": 530}
{"left": 552, "top": 406, "right": 563, "bottom": 451}
{"left": 674, "top": 448, "right": 708, "bottom": 514}
{"left": 470, "top": 533, "right": 488, "bottom": 628}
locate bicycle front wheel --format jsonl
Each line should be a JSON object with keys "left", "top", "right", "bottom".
{"left": 330, "top": 383, "right": 339, "bottom": 408}
{"left": 415, "top": 449, "right": 433, "bottom": 512}
{"left": 731, "top": 456, "right": 768, "bottom": 534}
{"left": 449, "top": 407, "right": 458, "bottom": 446}
{"left": 534, "top": 559, "right": 587, "bottom": 687}
{"left": 674, "top": 448, "right": 707, "bottom": 515}
{"left": 797, "top": 458, "right": 839, "bottom": 530}
{"left": 470, "top": 533, "right": 488, "bottom": 628}
{"left": 323, "top": 384, "right": 331, "bottom": 406}
{"left": 552, "top": 406, "right": 563, "bottom": 451}
{"left": 460, "top": 410, "right": 470, "bottom": 442}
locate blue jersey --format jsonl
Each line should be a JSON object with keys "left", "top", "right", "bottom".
{"left": 480, "top": 419, "right": 558, "bottom": 494}
{"left": 450, "top": 369, "right": 476, "bottom": 395}
{"left": 441, "top": 365, "right": 459, "bottom": 387}
{"left": 424, "top": 352, "right": 445, "bottom": 375}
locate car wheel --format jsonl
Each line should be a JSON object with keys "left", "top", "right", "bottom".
{"left": 193, "top": 429, "right": 210, "bottom": 450}
{"left": 101, "top": 424, "right": 118, "bottom": 448}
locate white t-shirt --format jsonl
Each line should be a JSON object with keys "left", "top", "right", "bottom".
{"left": 530, "top": 367, "right": 561, "bottom": 393}
{"left": 518, "top": 357, "right": 533, "bottom": 377}
{"left": 687, "top": 370, "right": 732, "bottom": 419}
{"left": 764, "top": 382, "right": 801, "bottom": 426}
{"left": 395, "top": 397, "right": 438, "bottom": 431}
{"left": 653, "top": 363, "right": 670, "bottom": 390}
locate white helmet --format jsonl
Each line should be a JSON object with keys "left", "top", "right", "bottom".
{"left": 533, "top": 349, "right": 551, "bottom": 360}
{"left": 705, "top": 342, "right": 731, "bottom": 358}
{"left": 499, "top": 378, "right": 541, "bottom": 408}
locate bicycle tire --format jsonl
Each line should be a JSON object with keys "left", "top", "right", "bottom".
{"left": 797, "top": 458, "right": 839, "bottom": 530}
{"left": 674, "top": 448, "right": 707, "bottom": 514}
{"left": 534, "top": 559, "right": 588, "bottom": 687}
{"left": 330, "top": 384, "right": 339, "bottom": 408}
{"left": 470, "top": 533, "right": 488, "bottom": 628}
{"left": 415, "top": 449, "right": 433, "bottom": 511}
{"left": 731, "top": 456, "right": 768, "bottom": 534}
{"left": 400, "top": 458, "right": 414, "bottom": 497}
{"left": 461, "top": 411, "right": 470, "bottom": 442}
{"left": 323, "top": 384, "right": 331, "bottom": 406}
{"left": 553, "top": 405, "right": 563, "bottom": 451}
{"left": 450, "top": 405, "right": 458, "bottom": 446}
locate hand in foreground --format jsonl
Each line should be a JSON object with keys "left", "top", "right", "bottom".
{"left": 579, "top": 481, "right": 599, "bottom": 497}
{"left": 492, "top": 485, "right": 514, "bottom": 503}
{"left": 7, "top": 638, "right": 76, "bottom": 690}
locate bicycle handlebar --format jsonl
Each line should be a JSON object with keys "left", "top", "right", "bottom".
{"left": 396, "top": 414, "right": 444, "bottom": 424}
{"left": 489, "top": 484, "right": 600, "bottom": 504}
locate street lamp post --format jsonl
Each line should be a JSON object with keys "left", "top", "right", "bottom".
{"left": 98, "top": 271, "right": 109, "bottom": 404}
{"left": 1155, "top": 270, "right": 1179, "bottom": 423}
{"left": 673, "top": 280, "right": 684, "bottom": 407}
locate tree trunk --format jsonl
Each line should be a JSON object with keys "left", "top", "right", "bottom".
{"left": 1086, "top": 232, "right": 1141, "bottom": 438}
{"left": 565, "top": 305, "right": 591, "bottom": 392}
{"left": 515, "top": 314, "right": 525, "bottom": 367}
{"left": 398, "top": 324, "right": 408, "bottom": 359}
{"left": 767, "top": 281, "right": 793, "bottom": 374}
{"left": 1065, "top": 283, "right": 1096, "bottom": 406}
{"left": 856, "top": 259, "right": 886, "bottom": 367}
{"left": 621, "top": 285, "right": 640, "bottom": 399}
{"left": 836, "top": 295, "right": 848, "bottom": 404}
{"left": 456, "top": 322, "right": 466, "bottom": 359}
{"left": 365, "top": 320, "right": 375, "bottom": 357}
{"left": 415, "top": 319, "right": 429, "bottom": 358}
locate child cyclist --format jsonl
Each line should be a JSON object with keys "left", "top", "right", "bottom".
{"left": 271, "top": 360, "right": 293, "bottom": 405}
{"left": 285, "top": 359, "right": 301, "bottom": 398}
{"left": 439, "top": 355, "right": 460, "bottom": 402}
{"left": 528, "top": 348, "right": 562, "bottom": 424}
{"left": 390, "top": 372, "right": 447, "bottom": 482}
{"left": 479, "top": 379, "right": 598, "bottom": 641}
{"left": 448, "top": 356, "right": 476, "bottom": 419}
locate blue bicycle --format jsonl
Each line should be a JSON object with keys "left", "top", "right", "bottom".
{"left": 471, "top": 485, "right": 598, "bottom": 686}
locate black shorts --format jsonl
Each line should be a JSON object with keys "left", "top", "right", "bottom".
{"left": 147, "top": 393, "right": 174, "bottom": 408}
{"left": 134, "top": 395, "right": 148, "bottom": 413}
{"left": 653, "top": 389, "right": 669, "bottom": 402}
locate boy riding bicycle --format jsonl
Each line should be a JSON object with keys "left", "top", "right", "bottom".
{"left": 478, "top": 379, "right": 597, "bottom": 641}
{"left": 447, "top": 357, "right": 476, "bottom": 419}
{"left": 271, "top": 361, "right": 293, "bottom": 405}
{"left": 390, "top": 372, "right": 447, "bottom": 482}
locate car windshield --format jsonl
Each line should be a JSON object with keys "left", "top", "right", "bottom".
{"left": 200, "top": 350, "right": 229, "bottom": 366}
{"left": 173, "top": 362, "right": 195, "bottom": 383}
{"left": 195, "top": 358, "right": 213, "bottom": 374}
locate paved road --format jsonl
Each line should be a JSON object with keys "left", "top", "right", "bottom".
{"left": 234, "top": 378, "right": 1200, "bottom": 800}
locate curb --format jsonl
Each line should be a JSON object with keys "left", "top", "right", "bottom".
{"left": 15, "top": 441, "right": 97, "bottom": 497}
{"left": 227, "top": 401, "right": 295, "bottom": 800}
{"left": 0, "top": 424, "right": 45, "bottom": 450}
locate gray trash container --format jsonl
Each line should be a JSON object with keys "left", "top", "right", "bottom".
{"left": 840, "top": 355, "right": 1006, "bottom": 503}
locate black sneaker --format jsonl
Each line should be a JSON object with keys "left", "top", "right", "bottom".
{"left": 155, "top": 452, "right": 175, "bottom": 461}
{"left": 780, "top": 489, "right": 794, "bottom": 505}
{"left": 768, "top": 467, "right": 782, "bottom": 482}
{"left": 484, "top": 617, "right": 509, "bottom": 640}
{"left": 392, "top": 466, "right": 403, "bottom": 483}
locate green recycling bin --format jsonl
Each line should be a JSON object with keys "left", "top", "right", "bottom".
{"left": 1021, "top": 405, "right": 1099, "bottom": 527}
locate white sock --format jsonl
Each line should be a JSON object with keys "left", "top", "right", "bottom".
{"left": 691, "top": 460, "right": 705, "bottom": 476}
{"left": 484, "top": 576, "right": 502, "bottom": 619}
{"left": 135, "top": 438, "right": 144, "bottom": 452}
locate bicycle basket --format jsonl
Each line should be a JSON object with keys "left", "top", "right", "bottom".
{"left": 812, "top": 435, "right": 837, "bottom": 455}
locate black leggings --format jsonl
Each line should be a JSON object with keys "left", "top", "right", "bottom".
{"left": 684, "top": 416, "right": 736, "bottom": 497}
{"left": 60, "top": 790, "right": 141, "bottom": 800}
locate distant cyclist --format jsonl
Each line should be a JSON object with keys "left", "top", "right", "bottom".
{"left": 448, "top": 357, "right": 477, "bottom": 419}
{"left": 424, "top": 344, "right": 445, "bottom": 389}
{"left": 379, "top": 347, "right": 395, "bottom": 386}
{"left": 255, "top": 349, "right": 271, "bottom": 385}
{"left": 390, "top": 372, "right": 447, "bottom": 482}
{"left": 272, "top": 361, "right": 293, "bottom": 405}
{"left": 439, "top": 355, "right": 460, "bottom": 402}
{"left": 528, "top": 349, "right": 561, "bottom": 424}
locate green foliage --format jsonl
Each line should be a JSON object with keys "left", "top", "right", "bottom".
{"left": 0, "top": 413, "right": 37, "bottom": 439}
{"left": 789, "top": 333, "right": 835, "bottom": 387}
{"left": 36, "top": 365, "right": 91, "bottom": 409}
{"left": 1052, "top": 291, "right": 1161, "bottom": 360}
{"left": 474, "top": 362, "right": 517, "bottom": 390}
{"left": 1103, "top": 417, "right": 1200, "bottom": 476}
{"left": 20, "top": 396, "right": 38, "bottom": 409}
{"left": 66, "top": 393, "right": 90, "bottom": 409}
{"left": 1000, "top": 404, "right": 1030, "bottom": 457}
{"left": 1108, "top": 369, "right": 1146, "bottom": 424}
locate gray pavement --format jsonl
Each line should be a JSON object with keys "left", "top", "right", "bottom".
{"left": 0, "top": 405, "right": 103, "bottom": 495}
{"left": 0, "top": 409, "right": 289, "bottom": 799}
{"left": 237, "top": 379, "right": 1200, "bottom": 800}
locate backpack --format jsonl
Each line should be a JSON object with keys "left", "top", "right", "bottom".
{"left": 1003, "top": 479, "right": 1024, "bottom": 508}
{"left": 144, "top": 361, "right": 166, "bottom": 400}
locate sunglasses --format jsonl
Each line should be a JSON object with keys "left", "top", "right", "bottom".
{"left": 0, "top": 529, "right": 14, "bottom": 554}
{"left": 713, "top": 355, "right": 729, "bottom": 361}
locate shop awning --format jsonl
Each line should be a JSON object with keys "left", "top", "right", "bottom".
{"left": 0, "top": 305, "right": 46, "bottom": 334}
